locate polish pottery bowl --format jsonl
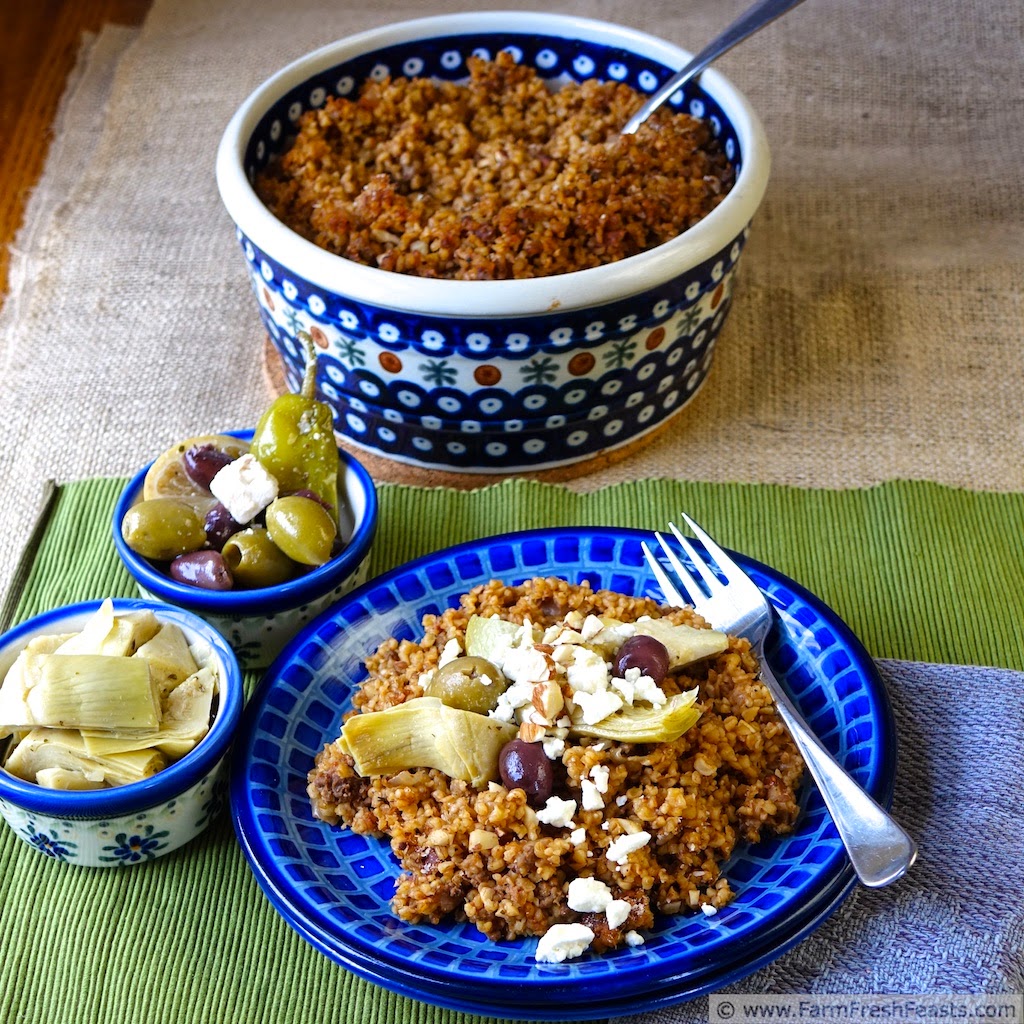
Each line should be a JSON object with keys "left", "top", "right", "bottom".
{"left": 113, "top": 431, "right": 378, "bottom": 670}
{"left": 0, "top": 599, "right": 243, "bottom": 867}
{"left": 216, "top": 12, "right": 770, "bottom": 474}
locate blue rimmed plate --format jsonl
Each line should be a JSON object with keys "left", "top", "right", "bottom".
{"left": 230, "top": 527, "right": 896, "bottom": 1018}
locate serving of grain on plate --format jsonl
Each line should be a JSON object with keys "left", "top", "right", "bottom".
{"left": 308, "top": 577, "right": 803, "bottom": 960}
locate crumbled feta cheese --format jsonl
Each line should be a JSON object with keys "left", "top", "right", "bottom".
{"left": 514, "top": 619, "right": 539, "bottom": 648}
{"left": 625, "top": 930, "right": 645, "bottom": 947}
{"left": 503, "top": 646, "right": 551, "bottom": 685}
{"left": 438, "top": 637, "right": 462, "bottom": 666}
{"left": 488, "top": 701, "right": 515, "bottom": 724}
{"left": 535, "top": 923, "right": 595, "bottom": 963}
{"left": 565, "top": 647, "right": 608, "bottom": 694}
{"left": 615, "top": 795, "right": 628, "bottom": 807}
{"left": 551, "top": 644, "right": 576, "bottom": 666}
{"left": 542, "top": 736, "right": 566, "bottom": 760}
{"left": 536, "top": 796, "right": 577, "bottom": 829}
{"left": 605, "top": 898, "right": 631, "bottom": 930}
{"left": 209, "top": 454, "right": 278, "bottom": 524}
{"left": 589, "top": 765, "right": 610, "bottom": 794}
{"left": 573, "top": 689, "right": 623, "bottom": 726}
{"left": 632, "top": 674, "right": 667, "bottom": 707}
{"left": 567, "top": 877, "right": 612, "bottom": 913}
{"left": 581, "top": 778, "right": 604, "bottom": 811}
{"left": 606, "top": 831, "right": 652, "bottom": 864}
{"left": 569, "top": 828, "right": 586, "bottom": 846}
{"left": 490, "top": 678, "right": 536, "bottom": 722}
{"left": 610, "top": 673, "right": 636, "bottom": 705}
{"left": 700, "top": 903, "right": 718, "bottom": 917}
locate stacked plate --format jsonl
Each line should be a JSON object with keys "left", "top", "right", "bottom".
{"left": 230, "top": 528, "right": 896, "bottom": 1018}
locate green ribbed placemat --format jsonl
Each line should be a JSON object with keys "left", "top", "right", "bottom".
{"left": 9, "top": 476, "right": 1024, "bottom": 667}
{"left": 2, "top": 476, "right": 1023, "bottom": 1024}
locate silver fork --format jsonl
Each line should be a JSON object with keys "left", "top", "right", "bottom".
{"left": 642, "top": 514, "right": 917, "bottom": 888}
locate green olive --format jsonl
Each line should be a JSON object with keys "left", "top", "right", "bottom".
{"left": 122, "top": 498, "right": 206, "bottom": 561}
{"left": 221, "top": 527, "right": 296, "bottom": 588}
{"left": 265, "top": 495, "right": 337, "bottom": 566}
{"left": 423, "top": 656, "right": 509, "bottom": 714}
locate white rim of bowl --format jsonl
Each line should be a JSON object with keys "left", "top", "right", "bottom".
{"left": 215, "top": 11, "right": 771, "bottom": 318}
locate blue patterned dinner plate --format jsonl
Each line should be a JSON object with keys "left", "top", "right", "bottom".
{"left": 230, "top": 528, "right": 896, "bottom": 1018}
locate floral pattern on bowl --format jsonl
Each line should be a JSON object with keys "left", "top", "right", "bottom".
{"left": 247, "top": 234, "right": 744, "bottom": 471}
{"left": 0, "top": 759, "right": 228, "bottom": 867}
{"left": 134, "top": 556, "right": 371, "bottom": 670}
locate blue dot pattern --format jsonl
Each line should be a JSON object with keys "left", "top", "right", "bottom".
{"left": 235, "top": 31, "right": 750, "bottom": 472}
{"left": 230, "top": 528, "right": 896, "bottom": 1017}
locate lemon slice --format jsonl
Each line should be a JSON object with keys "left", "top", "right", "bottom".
{"left": 143, "top": 434, "right": 250, "bottom": 503}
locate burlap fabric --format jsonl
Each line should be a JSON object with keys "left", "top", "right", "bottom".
{"left": 1, "top": 0, "right": 1022, "bottom": 595}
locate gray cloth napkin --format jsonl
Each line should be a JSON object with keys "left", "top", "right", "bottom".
{"left": 612, "top": 659, "right": 1024, "bottom": 1023}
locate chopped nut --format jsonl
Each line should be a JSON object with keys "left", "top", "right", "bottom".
{"left": 469, "top": 829, "right": 499, "bottom": 851}
{"left": 518, "top": 721, "right": 546, "bottom": 743}
{"left": 532, "top": 679, "right": 565, "bottom": 723}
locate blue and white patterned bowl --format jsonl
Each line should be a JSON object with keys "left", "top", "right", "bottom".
{"left": 112, "top": 431, "right": 378, "bottom": 670}
{"left": 216, "top": 12, "right": 770, "bottom": 473}
{"left": 0, "top": 599, "right": 243, "bottom": 867}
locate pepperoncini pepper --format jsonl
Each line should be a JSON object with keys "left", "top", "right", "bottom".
{"left": 251, "top": 333, "right": 339, "bottom": 523}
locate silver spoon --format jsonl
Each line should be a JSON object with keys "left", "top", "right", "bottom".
{"left": 622, "top": 0, "right": 810, "bottom": 134}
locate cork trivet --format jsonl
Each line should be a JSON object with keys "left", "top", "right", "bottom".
{"left": 262, "top": 337, "right": 674, "bottom": 488}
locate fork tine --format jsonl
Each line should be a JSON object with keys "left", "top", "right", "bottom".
{"left": 653, "top": 530, "right": 707, "bottom": 606}
{"left": 667, "top": 521, "right": 725, "bottom": 594}
{"left": 641, "top": 540, "right": 688, "bottom": 607}
{"left": 680, "top": 513, "right": 748, "bottom": 580}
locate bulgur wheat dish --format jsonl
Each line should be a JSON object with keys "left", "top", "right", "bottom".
{"left": 308, "top": 577, "right": 804, "bottom": 962}
{"left": 256, "top": 53, "right": 735, "bottom": 281}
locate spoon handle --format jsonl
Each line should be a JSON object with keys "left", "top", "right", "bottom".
{"left": 622, "top": 0, "right": 810, "bottom": 134}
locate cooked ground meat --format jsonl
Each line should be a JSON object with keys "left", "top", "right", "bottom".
{"left": 307, "top": 577, "right": 804, "bottom": 952}
{"left": 256, "top": 53, "right": 734, "bottom": 280}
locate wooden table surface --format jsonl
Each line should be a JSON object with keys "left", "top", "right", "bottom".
{"left": 0, "top": 0, "right": 152, "bottom": 308}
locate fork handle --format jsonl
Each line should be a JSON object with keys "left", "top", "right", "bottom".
{"left": 762, "top": 660, "right": 918, "bottom": 888}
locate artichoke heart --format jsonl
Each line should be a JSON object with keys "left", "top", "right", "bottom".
{"left": 133, "top": 624, "right": 199, "bottom": 697}
{"left": 570, "top": 688, "right": 701, "bottom": 743}
{"left": 27, "top": 654, "right": 160, "bottom": 731}
{"left": 4, "top": 728, "right": 166, "bottom": 786}
{"left": 340, "top": 696, "right": 517, "bottom": 787}
{"left": 589, "top": 617, "right": 728, "bottom": 668}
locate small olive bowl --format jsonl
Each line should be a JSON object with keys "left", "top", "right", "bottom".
{"left": 112, "top": 430, "right": 378, "bottom": 669}
{"left": 216, "top": 12, "right": 770, "bottom": 474}
{"left": 0, "top": 598, "right": 243, "bottom": 867}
